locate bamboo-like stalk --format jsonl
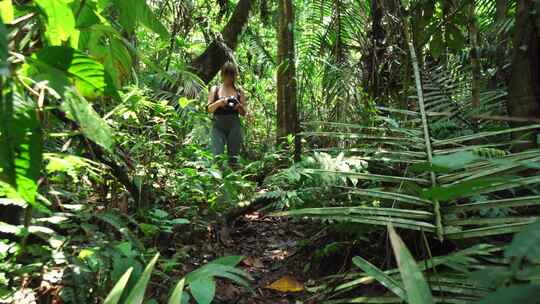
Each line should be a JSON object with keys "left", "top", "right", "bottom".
{"left": 403, "top": 21, "right": 444, "bottom": 241}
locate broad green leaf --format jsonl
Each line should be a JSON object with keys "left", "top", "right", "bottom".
{"left": 137, "top": 0, "right": 169, "bottom": 39}
{"left": 422, "top": 178, "right": 506, "bottom": 202}
{"left": 352, "top": 256, "right": 406, "bottom": 301}
{"left": 26, "top": 46, "right": 118, "bottom": 99}
{"left": 14, "top": 150, "right": 40, "bottom": 204}
{"left": 181, "top": 292, "right": 190, "bottom": 304}
{"left": 184, "top": 256, "right": 252, "bottom": 290}
{"left": 409, "top": 162, "right": 452, "bottom": 174}
{"left": 185, "top": 262, "right": 252, "bottom": 289}
{"left": 112, "top": 0, "right": 168, "bottom": 38}
{"left": 124, "top": 253, "right": 160, "bottom": 304}
{"left": 112, "top": 0, "right": 137, "bottom": 33}
{"left": 111, "top": 256, "right": 143, "bottom": 295}
{"left": 178, "top": 97, "right": 193, "bottom": 109}
{"left": 101, "top": 38, "right": 132, "bottom": 87}
{"left": 432, "top": 151, "right": 480, "bottom": 170}
{"left": 211, "top": 256, "right": 244, "bottom": 267}
{"left": 388, "top": 225, "right": 434, "bottom": 304}
{"left": 83, "top": 25, "right": 132, "bottom": 87}
{"left": 115, "top": 241, "right": 135, "bottom": 257}
{"left": 477, "top": 285, "right": 540, "bottom": 304}
{"left": 13, "top": 98, "right": 42, "bottom": 203}
{"left": 0, "top": 87, "right": 19, "bottom": 190}
{"left": 0, "top": 87, "right": 42, "bottom": 204}
{"left": 44, "top": 153, "right": 95, "bottom": 179}
{"left": 168, "top": 278, "right": 185, "bottom": 304}
{"left": 430, "top": 32, "right": 444, "bottom": 59}
{"left": 70, "top": 0, "right": 101, "bottom": 28}
{"left": 151, "top": 208, "right": 168, "bottom": 218}
{"left": 61, "top": 90, "right": 114, "bottom": 153}
{"left": 35, "top": 0, "right": 78, "bottom": 46}
{"left": 446, "top": 24, "right": 465, "bottom": 51}
{"left": 0, "top": 0, "right": 13, "bottom": 23}
{"left": 169, "top": 218, "right": 190, "bottom": 225}
{"left": 505, "top": 220, "right": 540, "bottom": 262}
{"left": 94, "top": 212, "right": 143, "bottom": 249}
{"left": 468, "top": 267, "right": 514, "bottom": 289}
{"left": 190, "top": 277, "right": 216, "bottom": 304}
{"left": 139, "top": 223, "right": 159, "bottom": 236}
{"left": 104, "top": 267, "right": 133, "bottom": 304}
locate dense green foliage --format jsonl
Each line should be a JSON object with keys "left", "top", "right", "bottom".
{"left": 1, "top": 0, "right": 540, "bottom": 303}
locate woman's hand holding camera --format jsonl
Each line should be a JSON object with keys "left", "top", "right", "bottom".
{"left": 218, "top": 95, "right": 240, "bottom": 110}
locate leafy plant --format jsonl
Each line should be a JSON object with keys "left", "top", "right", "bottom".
{"left": 104, "top": 254, "right": 252, "bottom": 304}
{"left": 139, "top": 208, "right": 189, "bottom": 237}
{"left": 332, "top": 220, "right": 540, "bottom": 304}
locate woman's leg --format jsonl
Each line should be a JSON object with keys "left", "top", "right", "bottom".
{"left": 211, "top": 124, "right": 226, "bottom": 156}
{"left": 227, "top": 117, "right": 243, "bottom": 162}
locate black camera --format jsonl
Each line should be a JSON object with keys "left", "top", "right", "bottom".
{"left": 226, "top": 96, "right": 239, "bottom": 109}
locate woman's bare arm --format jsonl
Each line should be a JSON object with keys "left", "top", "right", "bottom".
{"left": 235, "top": 90, "right": 247, "bottom": 116}
{"left": 207, "top": 86, "right": 226, "bottom": 113}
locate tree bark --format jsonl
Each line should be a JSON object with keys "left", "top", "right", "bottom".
{"left": 491, "top": 0, "right": 509, "bottom": 88}
{"left": 276, "top": 0, "right": 299, "bottom": 160}
{"left": 260, "top": 0, "right": 269, "bottom": 24}
{"left": 51, "top": 109, "right": 152, "bottom": 208}
{"left": 469, "top": 1, "right": 481, "bottom": 108}
{"left": 508, "top": 0, "right": 540, "bottom": 147}
{"left": 496, "top": 0, "right": 506, "bottom": 22}
{"left": 165, "top": 3, "right": 184, "bottom": 71}
{"left": 366, "top": 0, "right": 385, "bottom": 99}
{"left": 190, "top": 0, "right": 253, "bottom": 84}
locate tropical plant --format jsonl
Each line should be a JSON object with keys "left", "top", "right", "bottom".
{"left": 104, "top": 254, "right": 251, "bottom": 304}
{"left": 324, "top": 220, "right": 540, "bottom": 304}
{"left": 2, "top": 0, "right": 540, "bottom": 303}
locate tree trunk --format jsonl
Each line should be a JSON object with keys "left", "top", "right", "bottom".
{"left": 190, "top": 0, "right": 253, "bottom": 83}
{"left": 508, "top": 0, "right": 540, "bottom": 147}
{"left": 260, "top": 0, "right": 269, "bottom": 24}
{"left": 165, "top": 4, "right": 183, "bottom": 71}
{"left": 276, "top": 0, "right": 299, "bottom": 159}
{"left": 469, "top": 1, "right": 480, "bottom": 108}
{"left": 491, "top": 0, "right": 508, "bottom": 88}
{"left": 51, "top": 109, "right": 152, "bottom": 209}
{"left": 366, "top": 0, "right": 385, "bottom": 99}
{"left": 496, "top": 0, "right": 506, "bottom": 22}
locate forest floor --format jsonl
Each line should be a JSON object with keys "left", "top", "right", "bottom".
{"left": 190, "top": 212, "right": 315, "bottom": 303}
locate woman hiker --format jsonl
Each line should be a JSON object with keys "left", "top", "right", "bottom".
{"left": 207, "top": 61, "right": 247, "bottom": 165}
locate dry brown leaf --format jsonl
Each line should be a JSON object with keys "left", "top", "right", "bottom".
{"left": 218, "top": 282, "right": 241, "bottom": 300}
{"left": 266, "top": 276, "right": 304, "bottom": 293}
{"left": 252, "top": 258, "right": 264, "bottom": 268}
{"left": 242, "top": 256, "right": 254, "bottom": 266}
{"left": 243, "top": 256, "right": 265, "bottom": 268}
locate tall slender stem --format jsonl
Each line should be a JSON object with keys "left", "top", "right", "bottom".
{"left": 404, "top": 18, "right": 444, "bottom": 241}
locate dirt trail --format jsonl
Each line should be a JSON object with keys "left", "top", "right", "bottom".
{"left": 215, "top": 212, "right": 312, "bottom": 303}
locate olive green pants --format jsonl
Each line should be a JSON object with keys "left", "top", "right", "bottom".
{"left": 211, "top": 114, "right": 243, "bottom": 161}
